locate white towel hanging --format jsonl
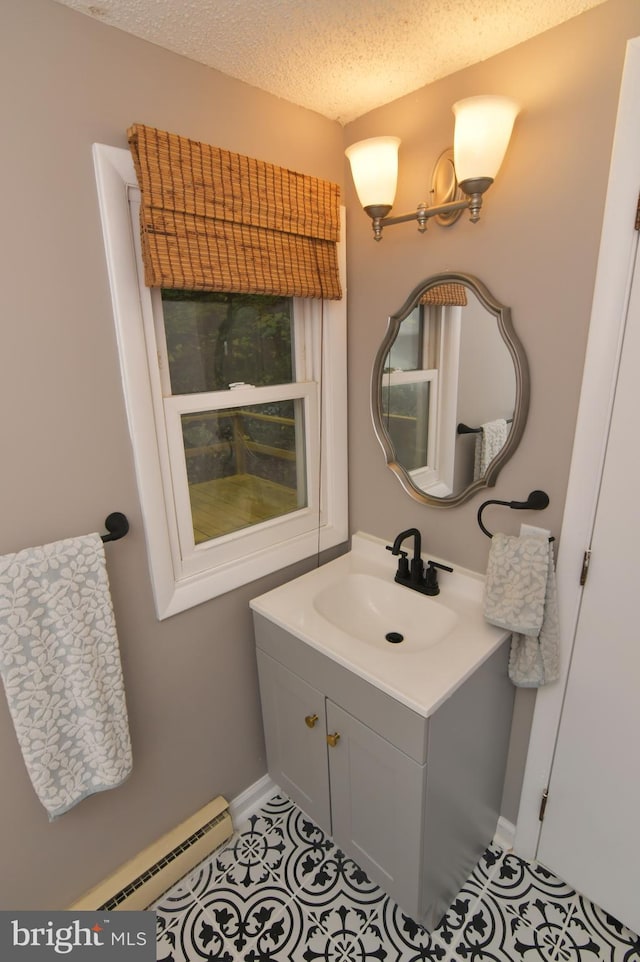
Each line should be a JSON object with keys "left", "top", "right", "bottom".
{"left": 483, "top": 532, "right": 560, "bottom": 687}
{"left": 0, "top": 533, "right": 132, "bottom": 818}
{"left": 474, "top": 418, "right": 508, "bottom": 480}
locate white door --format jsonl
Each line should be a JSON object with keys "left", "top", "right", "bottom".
{"left": 536, "top": 240, "right": 640, "bottom": 935}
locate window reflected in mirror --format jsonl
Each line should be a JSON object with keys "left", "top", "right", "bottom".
{"left": 382, "top": 305, "right": 438, "bottom": 489}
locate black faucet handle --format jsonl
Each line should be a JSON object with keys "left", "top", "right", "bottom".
{"left": 386, "top": 544, "right": 409, "bottom": 579}
{"left": 424, "top": 559, "right": 454, "bottom": 594}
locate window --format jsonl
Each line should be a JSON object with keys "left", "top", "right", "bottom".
{"left": 93, "top": 144, "right": 347, "bottom": 618}
{"left": 382, "top": 302, "right": 461, "bottom": 496}
{"left": 382, "top": 306, "right": 438, "bottom": 483}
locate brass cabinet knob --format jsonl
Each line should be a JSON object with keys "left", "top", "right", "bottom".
{"left": 305, "top": 714, "right": 318, "bottom": 728}
{"left": 326, "top": 732, "right": 341, "bottom": 747}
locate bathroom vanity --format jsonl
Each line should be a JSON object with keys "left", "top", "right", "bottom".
{"left": 250, "top": 533, "right": 513, "bottom": 929}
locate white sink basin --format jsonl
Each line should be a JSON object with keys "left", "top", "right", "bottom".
{"left": 250, "top": 532, "right": 507, "bottom": 717}
{"left": 313, "top": 572, "right": 458, "bottom": 651}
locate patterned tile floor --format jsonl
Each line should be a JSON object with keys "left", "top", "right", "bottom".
{"left": 154, "top": 793, "right": 640, "bottom": 962}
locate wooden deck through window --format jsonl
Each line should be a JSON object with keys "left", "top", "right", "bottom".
{"left": 189, "top": 474, "right": 301, "bottom": 543}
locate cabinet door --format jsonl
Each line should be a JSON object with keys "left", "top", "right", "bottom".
{"left": 256, "top": 650, "right": 331, "bottom": 834}
{"left": 326, "top": 700, "right": 425, "bottom": 919}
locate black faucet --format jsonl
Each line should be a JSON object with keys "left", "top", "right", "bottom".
{"left": 386, "top": 528, "right": 453, "bottom": 596}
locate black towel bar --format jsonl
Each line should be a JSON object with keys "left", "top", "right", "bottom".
{"left": 101, "top": 512, "right": 129, "bottom": 543}
{"left": 457, "top": 417, "right": 513, "bottom": 435}
{"left": 477, "top": 491, "right": 553, "bottom": 540}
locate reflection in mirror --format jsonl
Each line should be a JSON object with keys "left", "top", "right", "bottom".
{"left": 372, "top": 273, "right": 529, "bottom": 507}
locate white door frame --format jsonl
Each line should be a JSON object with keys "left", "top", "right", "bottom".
{"left": 514, "top": 35, "right": 640, "bottom": 859}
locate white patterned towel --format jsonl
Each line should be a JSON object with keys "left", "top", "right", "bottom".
{"left": 484, "top": 532, "right": 560, "bottom": 687}
{"left": 474, "top": 418, "right": 508, "bottom": 480}
{"left": 0, "top": 534, "right": 132, "bottom": 818}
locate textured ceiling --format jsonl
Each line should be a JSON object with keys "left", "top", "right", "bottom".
{"left": 54, "top": 0, "right": 605, "bottom": 123}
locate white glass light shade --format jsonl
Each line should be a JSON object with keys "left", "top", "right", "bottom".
{"left": 452, "top": 96, "right": 519, "bottom": 185}
{"left": 345, "top": 136, "right": 400, "bottom": 210}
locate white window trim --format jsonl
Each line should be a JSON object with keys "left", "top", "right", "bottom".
{"left": 93, "top": 143, "right": 348, "bottom": 619}
{"left": 432, "top": 304, "right": 462, "bottom": 495}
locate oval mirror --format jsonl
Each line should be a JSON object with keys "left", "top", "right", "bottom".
{"left": 371, "top": 272, "right": 529, "bottom": 507}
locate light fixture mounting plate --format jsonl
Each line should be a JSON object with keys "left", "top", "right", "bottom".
{"left": 430, "top": 148, "right": 464, "bottom": 227}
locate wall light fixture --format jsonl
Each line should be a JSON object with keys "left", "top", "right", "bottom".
{"left": 345, "top": 95, "right": 519, "bottom": 241}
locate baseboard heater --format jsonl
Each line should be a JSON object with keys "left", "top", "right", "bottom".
{"left": 69, "top": 796, "right": 233, "bottom": 911}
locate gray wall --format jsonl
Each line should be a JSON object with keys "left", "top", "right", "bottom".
{"left": 0, "top": 0, "right": 343, "bottom": 910}
{"left": 1, "top": 0, "right": 639, "bottom": 910}
{"left": 342, "top": 0, "right": 640, "bottom": 822}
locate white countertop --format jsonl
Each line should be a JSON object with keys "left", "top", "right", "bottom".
{"left": 250, "top": 532, "right": 508, "bottom": 718}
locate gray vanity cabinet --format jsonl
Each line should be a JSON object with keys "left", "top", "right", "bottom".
{"left": 254, "top": 612, "right": 513, "bottom": 929}
{"left": 257, "top": 648, "right": 425, "bottom": 913}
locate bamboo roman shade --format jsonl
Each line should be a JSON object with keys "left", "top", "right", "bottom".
{"left": 420, "top": 283, "right": 468, "bottom": 306}
{"left": 127, "top": 124, "right": 342, "bottom": 300}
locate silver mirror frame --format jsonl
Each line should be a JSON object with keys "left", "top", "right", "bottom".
{"left": 371, "top": 271, "right": 530, "bottom": 507}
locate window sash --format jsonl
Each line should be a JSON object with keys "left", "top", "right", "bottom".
{"left": 384, "top": 369, "right": 437, "bottom": 386}
{"left": 152, "top": 288, "right": 308, "bottom": 397}
{"left": 383, "top": 369, "right": 438, "bottom": 474}
{"left": 164, "top": 382, "right": 319, "bottom": 576}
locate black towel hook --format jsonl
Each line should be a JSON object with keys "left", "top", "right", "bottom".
{"left": 477, "top": 491, "right": 552, "bottom": 540}
{"left": 101, "top": 512, "right": 129, "bottom": 543}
